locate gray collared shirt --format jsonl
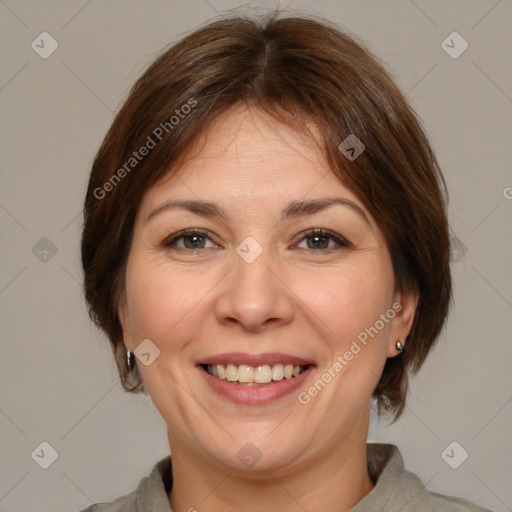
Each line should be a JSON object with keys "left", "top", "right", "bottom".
{"left": 79, "top": 443, "right": 493, "bottom": 511}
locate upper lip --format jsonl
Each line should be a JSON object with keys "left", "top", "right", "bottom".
{"left": 198, "top": 352, "right": 316, "bottom": 367}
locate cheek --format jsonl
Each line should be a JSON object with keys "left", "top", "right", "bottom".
{"left": 293, "top": 260, "right": 394, "bottom": 347}
{"left": 124, "top": 256, "right": 211, "bottom": 346}
{"left": 294, "top": 274, "right": 392, "bottom": 410}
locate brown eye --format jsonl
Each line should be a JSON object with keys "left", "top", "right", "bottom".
{"left": 297, "top": 229, "right": 350, "bottom": 251}
{"left": 163, "top": 229, "right": 214, "bottom": 250}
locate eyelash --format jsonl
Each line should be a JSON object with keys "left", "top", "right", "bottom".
{"left": 162, "top": 228, "right": 351, "bottom": 252}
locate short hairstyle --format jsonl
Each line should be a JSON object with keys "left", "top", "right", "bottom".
{"left": 81, "top": 11, "right": 452, "bottom": 422}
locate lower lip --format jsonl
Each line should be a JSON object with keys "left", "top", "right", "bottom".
{"left": 198, "top": 366, "right": 315, "bottom": 405}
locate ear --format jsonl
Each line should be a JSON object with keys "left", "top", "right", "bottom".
{"left": 117, "top": 290, "right": 134, "bottom": 353}
{"left": 386, "top": 287, "right": 419, "bottom": 358}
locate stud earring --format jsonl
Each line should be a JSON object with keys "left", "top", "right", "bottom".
{"left": 396, "top": 339, "right": 404, "bottom": 352}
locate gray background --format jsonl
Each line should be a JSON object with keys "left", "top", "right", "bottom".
{"left": 1, "top": 1, "right": 511, "bottom": 511}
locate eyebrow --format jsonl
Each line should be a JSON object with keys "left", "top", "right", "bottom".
{"left": 146, "top": 197, "right": 372, "bottom": 229}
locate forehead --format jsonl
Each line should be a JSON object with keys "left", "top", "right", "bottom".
{"left": 139, "top": 105, "right": 363, "bottom": 215}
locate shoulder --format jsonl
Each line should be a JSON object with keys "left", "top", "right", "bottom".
{"left": 77, "top": 455, "right": 173, "bottom": 512}
{"left": 419, "top": 489, "right": 494, "bottom": 511}
{"left": 394, "top": 470, "right": 493, "bottom": 511}
{"left": 78, "top": 488, "right": 138, "bottom": 512}
{"left": 357, "top": 443, "right": 494, "bottom": 512}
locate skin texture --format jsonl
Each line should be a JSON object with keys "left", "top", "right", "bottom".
{"left": 118, "top": 105, "right": 417, "bottom": 512}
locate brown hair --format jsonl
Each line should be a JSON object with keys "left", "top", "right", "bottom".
{"left": 81, "top": 10, "right": 452, "bottom": 422}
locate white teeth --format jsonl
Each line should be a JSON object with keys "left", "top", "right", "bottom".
{"left": 226, "top": 363, "right": 238, "bottom": 381}
{"left": 254, "top": 365, "right": 272, "bottom": 383}
{"left": 238, "top": 365, "right": 254, "bottom": 383}
{"left": 206, "top": 363, "right": 307, "bottom": 384}
{"left": 272, "top": 364, "right": 284, "bottom": 381}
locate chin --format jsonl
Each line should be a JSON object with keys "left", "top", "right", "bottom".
{"left": 199, "top": 428, "right": 311, "bottom": 475}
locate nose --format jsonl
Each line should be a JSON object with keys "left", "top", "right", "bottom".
{"left": 213, "top": 249, "right": 295, "bottom": 333}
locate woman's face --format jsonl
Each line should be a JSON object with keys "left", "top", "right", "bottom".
{"left": 119, "top": 105, "right": 415, "bottom": 474}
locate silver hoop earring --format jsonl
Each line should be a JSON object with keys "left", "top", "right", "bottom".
{"left": 396, "top": 339, "right": 404, "bottom": 352}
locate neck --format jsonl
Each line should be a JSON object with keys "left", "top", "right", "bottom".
{"left": 167, "top": 417, "right": 375, "bottom": 512}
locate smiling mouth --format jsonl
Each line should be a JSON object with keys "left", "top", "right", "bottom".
{"left": 201, "top": 363, "right": 310, "bottom": 386}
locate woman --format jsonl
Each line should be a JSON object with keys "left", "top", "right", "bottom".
{"left": 80, "top": 11, "right": 492, "bottom": 512}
